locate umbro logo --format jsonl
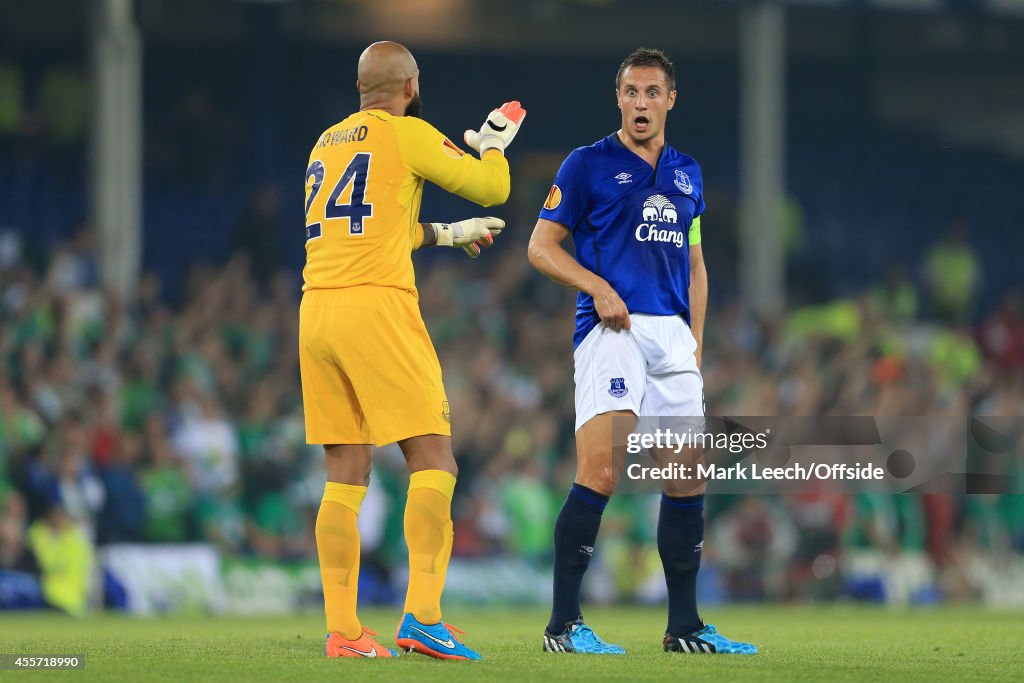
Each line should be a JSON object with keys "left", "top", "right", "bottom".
{"left": 580, "top": 545, "right": 594, "bottom": 556}
{"left": 615, "top": 172, "right": 632, "bottom": 184}
{"left": 695, "top": 541, "right": 704, "bottom": 552}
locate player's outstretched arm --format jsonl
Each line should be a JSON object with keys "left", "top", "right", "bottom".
{"left": 528, "top": 218, "right": 631, "bottom": 332}
{"left": 415, "top": 218, "right": 505, "bottom": 258}
{"left": 393, "top": 107, "right": 524, "bottom": 208}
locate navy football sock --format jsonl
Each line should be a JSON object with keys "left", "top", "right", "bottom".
{"left": 658, "top": 493, "right": 705, "bottom": 636}
{"left": 547, "top": 483, "right": 608, "bottom": 634}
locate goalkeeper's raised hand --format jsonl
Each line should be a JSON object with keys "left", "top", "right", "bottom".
{"left": 464, "top": 101, "right": 527, "bottom": 155}
{"left": 429, "top": 216, "right": 505, "bottom": 258}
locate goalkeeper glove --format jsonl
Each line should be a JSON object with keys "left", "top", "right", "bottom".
{"left": 431, "top": 216, "right": 505, "bottom": 258}
{"left": 464, "top": 101, "right": 527, "bottom": 155}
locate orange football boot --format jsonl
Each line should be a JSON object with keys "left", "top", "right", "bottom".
{"left": 325, "top": 627, "right": 397, "bottom": 658}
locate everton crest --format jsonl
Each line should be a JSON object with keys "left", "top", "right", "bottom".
{"left": 674, "top": 169, "right": 693, "bottom": 195}
{"left": 608, "top": 377, "right": 628, "bottom": 398}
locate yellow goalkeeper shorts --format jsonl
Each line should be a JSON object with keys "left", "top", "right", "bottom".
{"left": 299, "top": 286, "right": 451, "bottom": 446}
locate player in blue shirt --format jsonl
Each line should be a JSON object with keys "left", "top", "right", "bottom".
{"left": 528, "top": 48, "right": 757, "bottom": 656}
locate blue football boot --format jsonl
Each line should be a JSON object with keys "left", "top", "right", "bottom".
{"left": 663, "top": 623, "right": 758, "bottom": 654}
{"left": 396, "top": 613, "right": 482, "bottom": 661}
{"left": 543, "top": 618, "right": 625, "bottom": 654}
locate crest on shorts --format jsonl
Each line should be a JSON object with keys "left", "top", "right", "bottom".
{"left": 674, "top": 169, "right": 693, "bottom": 195}
{"left": 608, "top": 377, "right": 628, "bottom": 398}
{"left": 441, "top": 401, "right": 451, "bottom": 423}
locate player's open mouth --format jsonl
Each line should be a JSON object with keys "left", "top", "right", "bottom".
{"left": 634, "top": 116, "right": 649, "bottom": 132}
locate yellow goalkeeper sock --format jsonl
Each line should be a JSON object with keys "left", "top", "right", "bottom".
{"left": 403, "top": 469, "right": 457, "bottom": 624}
{"left": 316, "top": 482, "right": 367, "bottom": 640}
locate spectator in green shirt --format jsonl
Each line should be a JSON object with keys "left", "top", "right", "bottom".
{"left": 140, "top": 438, "right": 193, "bottom": 543}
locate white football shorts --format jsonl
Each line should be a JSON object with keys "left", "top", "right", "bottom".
{"left": 573, "top": 313, "right": 704, "bottom": 432}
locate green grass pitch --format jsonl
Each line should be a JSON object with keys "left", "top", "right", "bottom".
{"left": 2, "top": 605, "right": 1022, "bottom": 681}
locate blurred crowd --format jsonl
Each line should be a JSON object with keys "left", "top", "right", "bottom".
{"left": 1, "top": 222, "right": 1022, "bottom": 614}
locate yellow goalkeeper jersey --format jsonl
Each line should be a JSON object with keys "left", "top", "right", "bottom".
{"left": 302, "top": 109, "right": 510, "bottom": 293}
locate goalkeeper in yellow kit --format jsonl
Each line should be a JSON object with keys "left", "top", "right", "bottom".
{"left": 300, "top": 41, "right": 525, "bottom": 660}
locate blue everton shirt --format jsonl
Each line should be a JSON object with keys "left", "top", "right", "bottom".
{"left": 539, "top": 133, "right": 705, "bottom": 349}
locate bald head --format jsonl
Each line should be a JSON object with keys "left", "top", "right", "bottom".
{"left": 357, "top": 41, "right": 418, "bottom": 96}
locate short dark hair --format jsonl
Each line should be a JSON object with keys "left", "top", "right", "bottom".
{"left": 615, "top": 48, "right": 676, "bottom": 92}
